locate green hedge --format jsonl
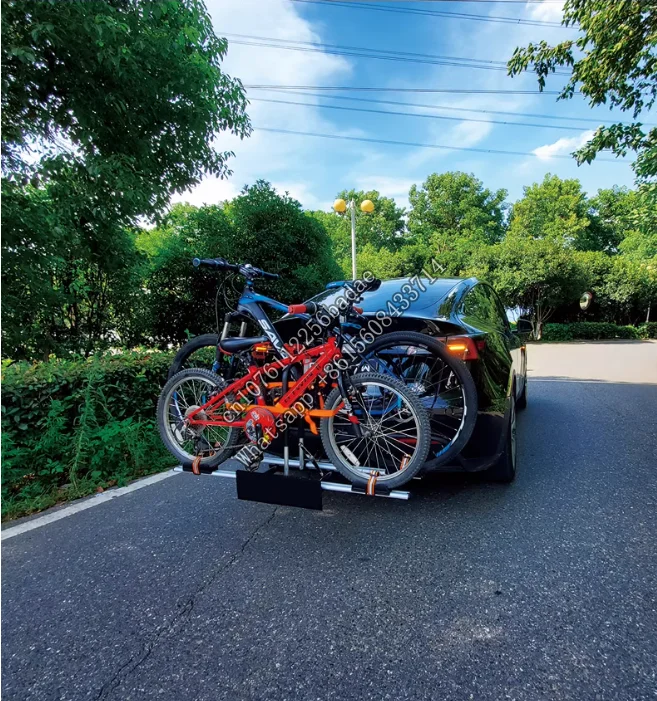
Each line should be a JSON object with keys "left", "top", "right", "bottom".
{"left": 542, "top": 322, "right": 656, "bottom": 342}
{"left": 640, "top": 322, "right": 657, "bottom": 339}
{"left": 1, "top": 350, "right": 175, "bottom": 520}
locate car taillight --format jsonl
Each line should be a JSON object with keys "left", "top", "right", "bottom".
{"left": 446, "top": 337, "right": 483, "bottom": 361}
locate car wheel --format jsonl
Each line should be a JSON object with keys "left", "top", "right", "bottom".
{"left": 516, "top": 378, "right": 527, "bottom": 410}
{"left": 485, "top": 388, "right": 517, "bottom": 483}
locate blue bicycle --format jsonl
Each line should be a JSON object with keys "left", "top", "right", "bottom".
{"left": 167, "top": 257, "right": 477, "bottom": 472}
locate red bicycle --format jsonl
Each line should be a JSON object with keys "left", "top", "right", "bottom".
{"left": 156, "top": 260, "right": 431, "bottom": 489}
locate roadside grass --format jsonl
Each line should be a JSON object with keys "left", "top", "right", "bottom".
{"left": 2, "top": 350, "right": 175, "bottom": 521}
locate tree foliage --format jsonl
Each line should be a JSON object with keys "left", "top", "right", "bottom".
{"left": 508, "top": 0, "right": 657, "bottom": 181}
{"left": 1, "top": 0, "right": 251, "bottom": 359}
{"left": 408, "top": 172, "right": 508, "bottom": 273}
{"left": 507, "top": 173, "right": 593, "bottom": 249}
{"left": 139, "top": 181, "right": 343, "bottom": 346}
{"left": 468, "top": 237, "right": 587, "bottom": 337}
{"left": 1, "top": 0, "right": 251, "bottom": 199}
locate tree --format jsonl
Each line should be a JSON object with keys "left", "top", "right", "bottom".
{"left": 508, "top": 174, "right": 594, "bottom": 250}
{"left": 508, "top": 0, "right": 657, "bottom": 181}
{"left": 1, "top": 179, "right": 145, "bottom": 359}
{"left": 226, "top": 181, "right": 342, "bottom": 305}
{"left": 618, "top": 185, "right": 657, "bottom": 260}
{"left": 600, "top": 256, "right": 657, "bottom": 324}
{"left": 356, "top": 243, "right": 431, "bottom": 279}
{"left": 469, "top": 237, "right": 587, "bottom": 338}
{"left": 1, "top": 0, "right": 250, "bottom": 359}
{"left": 587, "top": 186, "right": 642, "bottom": 253}
{"left": 138, "top": 182, "right": 342, "bottom": 346}
{"left": 2, "top": 0, "right": 250, "bottom": 199}
{"left": 136, "top": 204, "right": 236, "bottom": 345}
{"left": 408, "top": 172, "right": 508, "bottom": 274}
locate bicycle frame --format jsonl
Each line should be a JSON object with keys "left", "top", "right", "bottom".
{"left": 185, "top": 336, "right": 346, "bottom": 433}
{"left": 235, "top": 281, "right": 292, "bottom": 359}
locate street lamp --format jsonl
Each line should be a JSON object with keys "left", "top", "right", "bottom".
{"left": 333, "top": 197, "right": 375, "bottom": 279}
{"left": 641, "top": 263, "right": 655, "bottom": 322}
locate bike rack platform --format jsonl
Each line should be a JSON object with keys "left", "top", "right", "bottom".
{"left": 173, "top": 452, "right": 411, "bottom": 508}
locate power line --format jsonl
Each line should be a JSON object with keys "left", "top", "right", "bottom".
{"left": 226, "top": 33, "right": 571, "bottom": 74}
{"left": 255, "top": 89, "right": 657, "bottom": 128}
{"left": 255, "top": 126, "right": 622, "bottom": 162}
{"left": 251, "top": 96, "right": 593, "bottom": 131}
{"left": 289, "top": 0, "right": 567, "bottom": 27}
{"left": 245, "top": 84, "right": 568, "bottom": 95}
{"left": 253, "top": 88, "right": 652, "bottom": 127}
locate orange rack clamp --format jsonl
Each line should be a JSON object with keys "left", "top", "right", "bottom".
{"left": 366, "top": 471, "right": 378, "bottom": 496}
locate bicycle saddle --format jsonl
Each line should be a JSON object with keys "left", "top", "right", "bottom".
{"left": 218, "top": 335, "right": 268, "bottom": 354}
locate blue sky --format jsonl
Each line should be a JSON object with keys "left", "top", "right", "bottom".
{"left": 175, "top": 0, "right": 640, "bottom": 211}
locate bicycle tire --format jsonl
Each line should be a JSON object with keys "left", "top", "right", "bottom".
{"left": 157, "top": 368, "right": 241, "bottom": 468}
{"left": 167, "top": 334, "right": 221, "bottom": 380}
{"left": 358, "top": 331, "right": 478, "bottom": 471}
{"left": 320, "top": 372, "right": 431, "bottom": 490}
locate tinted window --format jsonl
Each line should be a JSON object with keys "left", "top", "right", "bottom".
{"left": 461, "top": 284, "right": 506, "bottom": 332}
{"left": 310, "top": 278, "right": 461, "bottom": 316}
{"left": 485, "top": 285, "right": 511, "bottom": 331}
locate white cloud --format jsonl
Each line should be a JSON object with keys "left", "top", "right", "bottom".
{"left": 533, "top": 130, "right": 594, "bottom": 160}
{"left": 449, "top": 120, "right": 494, "bottom": 149}
{"left": 174, "top": 0, "right": 352, "bottom": 208}
{"left": 354, "top": 176, "right": 416, "bottom": 208}
{"left": 527, "top": 0, "right": 565, "bottom": 23}
{"left": 271, "top": 181, "right": 329, "bottom": 210}
{"left": 172, "top": 177, "right": 240, "bottom": 207}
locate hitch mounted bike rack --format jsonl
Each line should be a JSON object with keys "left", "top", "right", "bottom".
{"left": 174, "top": 451, "right": 411, "bottom": 508}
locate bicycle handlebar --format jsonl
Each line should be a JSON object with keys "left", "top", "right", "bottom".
{"left": 192, "top": 257, "right": 279, "bottom": 280}
{"left": 193, "top": 257, "right": 239, "bottom": 272}
{"left": 286, "top": 277, "right": 381, "bottom": 316}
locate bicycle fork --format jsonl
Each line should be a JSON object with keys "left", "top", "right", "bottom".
{"left": 336, "top": 371, "right": 363, "bottom": 439}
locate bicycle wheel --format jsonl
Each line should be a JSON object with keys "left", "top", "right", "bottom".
{"left": 157, "top": 368, "right": 241, "bottom": 469}
{"left": 168, "top": 334, "right": 220, "bottom": 380}
{"left": 356, "top": 331, "right": 477, "bottom": 471}
{"left": 167, "top": 333, "right": 250, "bottom": 383}
{"left": 320, "top": 372, "right": 431, "bottom": 489}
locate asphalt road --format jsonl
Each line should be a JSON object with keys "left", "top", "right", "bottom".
{"left": 3, "top": 341, "right": 657, "bottom": 701}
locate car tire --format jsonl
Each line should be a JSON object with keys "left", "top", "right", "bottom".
{"left": 516, "top": 378, "right": 527, "bottom": 410}
{"left": 485, "top": 387, "right": 517, "bottom": 483}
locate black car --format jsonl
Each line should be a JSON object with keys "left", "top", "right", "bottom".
{"left": 296, "top": 276, "right": 528, "bottom": 482}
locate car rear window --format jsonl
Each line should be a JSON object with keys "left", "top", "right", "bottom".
{"left": 310, "top": 278, "right": 461, "bottom": 315}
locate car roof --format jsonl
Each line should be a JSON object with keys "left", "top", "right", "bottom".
{"left": 313, "top": 276, "right": 477, "bottom": 319}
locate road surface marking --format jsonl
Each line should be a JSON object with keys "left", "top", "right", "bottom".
{"left": 2, "top": 470, "right": 179, "bottom": 541}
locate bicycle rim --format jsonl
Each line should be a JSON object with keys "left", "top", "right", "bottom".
{"left": 163, "top": 375, "right": 232, "bottom": 461}
{"left": 327, "top": 379, "right": 424, "bottom": 482}
{"left": 358, "top": 340, "right": 469, "bottom": 461}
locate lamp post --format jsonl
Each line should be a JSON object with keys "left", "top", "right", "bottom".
{"left": 333, "top": 197, "right": 375, "bottom": 280}
{"left": 641, "top": 263, "right": 655, "bottom": 322}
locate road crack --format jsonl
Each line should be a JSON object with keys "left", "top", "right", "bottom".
{"left": 95, "top": 506, "right": 279, "bottom": 700}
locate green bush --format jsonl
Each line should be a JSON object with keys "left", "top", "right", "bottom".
{"left": 542, "top": 322, "right": 644, "bottom": 342}
{"left": 568, "top": 322, "right": 640, "bottom": 340}
{"left": 1, "top": 350, "right": 175, "bottom": 520}
{"left": 542, "top": 323, "right": 573, "bottom": 341}
{"left": 638, "top": 322, "right": 657, "bottom": 339}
